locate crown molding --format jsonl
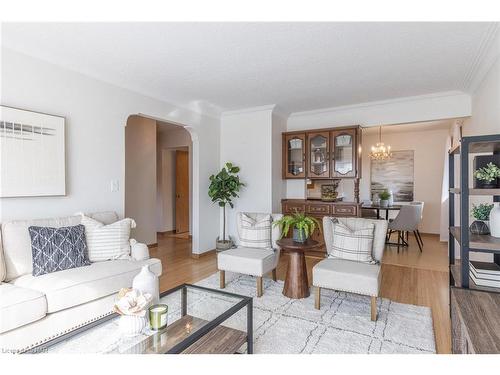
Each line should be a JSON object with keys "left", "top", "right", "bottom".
{"left": 288, "top": 91, "right": 468, "bottom": 118}
{"left": 464, "top": 23, "right": 500, "bottom": 93}
{"left": 221, "top": 104, "right": 278, "bottom": 117}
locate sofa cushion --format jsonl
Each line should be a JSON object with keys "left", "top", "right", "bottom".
{"left": 10, "top": 258, "right": 161, "bottom": 313}
{"left": 1, "top": 211, "right": 118, "bottom": 281}
{"left": 312, "top": 258, "right": 381, "bottom": 297}
{"left": 81, "top": 216, "right": 134, "bottom": 262}
{"left": 0, "top": 283, "right": 47, "bottom": 333}
{"left": 217, "top": 247, "right": 275, "bottom": 276}
{"left": 29, "top": 224, "right": 91, "bottom": 276}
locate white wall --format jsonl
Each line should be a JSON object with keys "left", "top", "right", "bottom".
{"left": 220, "top": 107, "right": 273, "bottom": 241}
{"left": 125, "top": 115, "right": 157, "bottom": 244}
{"left": 361, "top": 128, "right": 450, "bottom": 234}
{"left": 271, "top": 111, "right": 287, "bottom": 213}
{"left": 0, "top": 48, "right": 220, "bottom": 254}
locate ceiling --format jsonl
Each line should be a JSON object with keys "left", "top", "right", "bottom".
{"left": 2, "top": 22, "right": 498, "bottom": 117}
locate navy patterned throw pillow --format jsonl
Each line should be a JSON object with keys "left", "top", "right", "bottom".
{"left": 28, "top": 224, "right": 91, "bottom": 276}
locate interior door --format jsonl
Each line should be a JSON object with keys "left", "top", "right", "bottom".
{"left": 175, "top": 150, "right": 189, "bottom": 233}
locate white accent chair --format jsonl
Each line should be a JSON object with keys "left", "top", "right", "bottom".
{"left": 217, "top": 212, "right": 283, "bottom": 297}
{"left": 312, "top": 217, "right": 388, "bottom": 321}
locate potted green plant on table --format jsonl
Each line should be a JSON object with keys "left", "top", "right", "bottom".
{"left": 208, "top": 162, "right": 245, "bottom": 251}
{"left": 470, "top": 203, "right": 493, "bottom": 235}
{"left": 378, "top": 190, "right": 391, "bottom": 208}
{"left": 473, "top": 162, "right": 500, "bottom": 189}
{"left": 273, "top": 210, "right": 321, "bottom": 243}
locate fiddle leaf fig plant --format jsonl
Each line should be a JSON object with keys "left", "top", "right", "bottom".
{"left": 208, "top": 162, "right": 245, "bottom": 243}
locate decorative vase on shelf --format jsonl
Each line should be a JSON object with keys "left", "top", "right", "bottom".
{"left": 490, "top": 203, "right": 500, "bottom": 238}
{"left": 379, "top": 200, "right": 389, "bottom": 208}
{"left": 133, "top": 265, "right": 159, "bottom": 304}
{"left": 388, "top": 190, "right": 394, "bottom": 207}
{"left": 470, "top": 220, "right": 490, "bottom": 235}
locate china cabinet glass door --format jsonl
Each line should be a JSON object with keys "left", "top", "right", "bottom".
{"left": 285, "top": 134, "right": 305, "bottom": 178}
{"left": 332, "top": 129, "right": 355, "bottom": 178}
{"left": 308, "top": 132, "right": 330, "bottom": 178}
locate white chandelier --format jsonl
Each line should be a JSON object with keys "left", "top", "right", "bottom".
{"left": 369, "top": 126, "right": 392, "bottom": 160}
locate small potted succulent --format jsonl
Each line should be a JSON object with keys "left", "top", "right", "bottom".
{"left": 473, "top": 162, "right": 500, "bottom": 189}
{"left": 470, "top": 203, "right": 493, "bottom": 235}
{"left": 378, "top": 190, "right": 391, "bottom": 208}
{"left": 273, "top": 210, "right": 321, "bottom": 243}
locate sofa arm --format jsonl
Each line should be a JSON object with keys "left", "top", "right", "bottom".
{"left": 130, "top": 239, "right": 150, "bottom": 261}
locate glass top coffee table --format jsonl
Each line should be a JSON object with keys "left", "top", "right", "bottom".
{"left": 28, "top": 284, "right": 253, "bottom": 354}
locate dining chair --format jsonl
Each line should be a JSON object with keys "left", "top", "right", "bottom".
{"left": 387, "top": 202, "right": 424, "bottom": 252}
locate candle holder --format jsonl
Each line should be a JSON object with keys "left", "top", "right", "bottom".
{"left": 148, "top": 304, "right": 168, "bottom": 331}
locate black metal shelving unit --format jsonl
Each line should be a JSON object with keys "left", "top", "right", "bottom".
{"left": 448, "top": 134, "right": 500, "bottom": 290}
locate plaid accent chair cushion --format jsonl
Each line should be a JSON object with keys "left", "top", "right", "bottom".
{"left": 329, "top": 220, "right": 375, "bottom": 264}
{"left": 237, "top": 213, "right": 273, "bottom": 249}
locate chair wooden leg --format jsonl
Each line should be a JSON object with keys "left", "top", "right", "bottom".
{"left": 219, "top": 270, "right": 225, "bottom": 289}
{"left": 257, "top": 276, "right": 263, "bottom": 297}
{"left": 272, "top": 269, "right": 277, "bottom": 281}
{"left": 397, "top": 231, "right": 401, "bottom": 253}
{"left": 371, "top": 296, "right": 377, "bottom": 321}
{"left": 315, "top": 286, "right": 321, "bottom": 310}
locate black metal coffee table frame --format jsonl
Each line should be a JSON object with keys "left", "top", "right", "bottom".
{"left": 24, "top": 283, "right": 253, "bottom": 354}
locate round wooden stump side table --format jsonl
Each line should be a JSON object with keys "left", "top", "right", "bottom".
{"left": 277, "top": 238, "right": 320, "bottom": 299}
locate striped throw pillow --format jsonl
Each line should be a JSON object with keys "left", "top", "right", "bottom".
{"left": 329, "top": 220, "right": 375, "bottom": 264}
{"left": 81, "top": 215, "right": 135, "bottom": 262}
{"left": 238, "top": 213, "right": 272, "bottom": 249}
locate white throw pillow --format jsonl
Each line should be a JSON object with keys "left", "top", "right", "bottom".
{"left": 329, "top": 220, "right": 375, "bottom": 264}
{"left": 238, "top": 213, "right": 273, "bottom": 249}
{"left": 80, "top": 215, "right": 136, "bottom": 262}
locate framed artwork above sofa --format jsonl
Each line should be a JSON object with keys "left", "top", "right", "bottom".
{"left": 0, "top": 105, "right": 66, "bottom": 197}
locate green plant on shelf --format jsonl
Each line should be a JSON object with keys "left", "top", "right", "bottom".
{"left": 473, "top": 162, "right": 500, "bottom": 183}
{"left": 471, "top": 203, "right": 494, "bottom": 221}
{"left": 378, "top": 190, "right": 391, "bottom": 200}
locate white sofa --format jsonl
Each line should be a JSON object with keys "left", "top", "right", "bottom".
{"left": 0, "top": 211, "right": 162, "bottom": 353}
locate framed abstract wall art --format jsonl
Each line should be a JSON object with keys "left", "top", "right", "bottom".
{"left": 0, "top": 106, "right": 66, "bottom": 197}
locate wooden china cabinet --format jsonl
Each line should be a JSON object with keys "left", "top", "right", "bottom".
{"left": 281, "top": 125, "right": 363, "bottom": 257}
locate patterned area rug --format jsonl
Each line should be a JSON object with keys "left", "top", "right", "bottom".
{"left": 48, "top": 272, "right": 436, "bottom": 354}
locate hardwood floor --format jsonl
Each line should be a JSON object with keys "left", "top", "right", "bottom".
{"left": 151, "top": 231, "right": 451, "bottom": 354}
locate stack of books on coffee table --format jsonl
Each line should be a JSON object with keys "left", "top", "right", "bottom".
{"left": 469, "top": 261, "right": 500, "bottom": 288}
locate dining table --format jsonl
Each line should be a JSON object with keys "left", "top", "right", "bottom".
{"left": 361, "top": 203, "right": 403, "bottom": 220}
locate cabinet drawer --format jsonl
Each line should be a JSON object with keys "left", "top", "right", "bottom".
{"left": 306, "top": 204, "right": 330, "bottom": 215}
{"left": 283, "top": 202, "right": 306, "bottom": 214}
{"left": 333, "top": 205, "right": 357, "bottom": 216}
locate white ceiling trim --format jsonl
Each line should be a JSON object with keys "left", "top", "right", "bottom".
{"left": 461, "top": 23, "right": 499, "bottom": 91}
{"left": 221, "top": 104, "right": 277, "bottom": 117}
{"left": 288, "top": 91, "right": 467, "bottom": 118}
{"left": 466, "top": 25, "right": 500, "bottom": 93}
